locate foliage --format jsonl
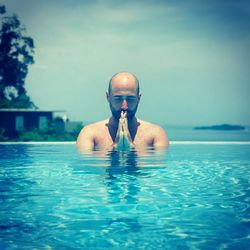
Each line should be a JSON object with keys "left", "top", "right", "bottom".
{"left": 10, "top": 122, "right": 83, "bottom": 142}
{"left": 0, "top": 127, "right": 8, "bottom": 141}
{"left": 0, "top": 93, "right": 35, "bottom": 108}
{"left": 0, "top": 4, "right": 36, "bottom": 108}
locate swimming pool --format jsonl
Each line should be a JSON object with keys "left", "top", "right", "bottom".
{"left": 0, "top": 143, "right": 249, "bottom": 249}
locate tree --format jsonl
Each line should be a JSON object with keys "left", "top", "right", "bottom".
{"left": 0, "top": 5, "right": 36, "bottom": 108}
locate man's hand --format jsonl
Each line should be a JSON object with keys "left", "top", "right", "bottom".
{"left": 119, "top": 111, "right": 128, "bottom": 132}
{"left": 113, "top": 111, "right": 134, "bottom": 149}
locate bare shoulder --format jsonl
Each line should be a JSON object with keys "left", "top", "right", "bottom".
{"left": 76, "top": 119, "right": 108, "bottom": 146}
{"left": 138, "top": 119, "right": 165, "bottom": 132}
{"left": 138, "top": 119, "right": 169, "bottom": 146}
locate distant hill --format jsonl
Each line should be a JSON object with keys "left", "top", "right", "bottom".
{"left": 194, "top": 124, "right": 245, "bottom": 130}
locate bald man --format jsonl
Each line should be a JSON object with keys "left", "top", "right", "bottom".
{"left": 76, "top": 72, "right": 169, "bottom": 150}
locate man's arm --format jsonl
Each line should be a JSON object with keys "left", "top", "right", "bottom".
{"left": 153, "top": 125, "right": 169, "bottom": 147}
{"left": 76, "top": 125, "right": 95, "bottom": 149}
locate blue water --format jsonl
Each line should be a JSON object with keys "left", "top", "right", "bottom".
{"left": 0, "top": 143, "right": 250, "bottom": 249}
{"left": 164, "top": 125, "right": 250, "bottom": 141}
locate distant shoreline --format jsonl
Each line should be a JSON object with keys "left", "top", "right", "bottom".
{"left": 194, "top": 124, "right": 245, "bottom": 131}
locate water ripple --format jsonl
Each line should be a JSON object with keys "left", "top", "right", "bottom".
{"left": 0, "top": 144, "right": 250, "bottom": 249}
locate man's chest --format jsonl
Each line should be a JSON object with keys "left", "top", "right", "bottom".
{"left": 94, "top": 127, "right": 153, "bottom": 148}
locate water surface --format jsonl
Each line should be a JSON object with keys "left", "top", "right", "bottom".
{"left": 0, "top": 143, "right": 249, "bottom": 249}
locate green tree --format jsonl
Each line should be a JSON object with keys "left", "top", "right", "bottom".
{"left": 0, "top": 5, "right": 36, "bottom": 108}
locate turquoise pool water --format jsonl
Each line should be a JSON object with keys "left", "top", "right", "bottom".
{"left": 0, "top": 143, "right": 249, "bottom": 249}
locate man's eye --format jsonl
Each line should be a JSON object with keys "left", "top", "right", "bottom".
{"left": 127, "top": 97, "right": 136, "bottom": 101}
{"left": 113, "top": 96, "right": 137, "bottom": 102}
{"left": 113, "top": 97, "right": 122, "bottom": 101}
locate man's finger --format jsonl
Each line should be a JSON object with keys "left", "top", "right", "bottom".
{"left": 120, "top": 111, "right": 127, "bottom": 119}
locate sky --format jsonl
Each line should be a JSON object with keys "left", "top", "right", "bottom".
{"left": 1, "top": 0, "right": 250, "bottom": 126}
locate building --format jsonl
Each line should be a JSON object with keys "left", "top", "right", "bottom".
{"left": 0, "top": 109, "right": 65, "bottom": 138}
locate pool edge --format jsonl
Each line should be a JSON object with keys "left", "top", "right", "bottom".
{"left": 1, "top": 141, "right": 250, "bottom": 145}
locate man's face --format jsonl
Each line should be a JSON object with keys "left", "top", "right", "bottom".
{"left": 107, "top": 78, "right": 140, "bottom": 121}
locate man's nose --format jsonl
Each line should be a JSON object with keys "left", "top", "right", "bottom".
{"left": 121, "top": 99, "right": 128, "bottom": 110}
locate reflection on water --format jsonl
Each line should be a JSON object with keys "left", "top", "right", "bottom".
{"left": 77, "top": 147, "right": 168, "bottom": 208}
{"left": 106, "top": 149, "right": 139, "bottom": 173}
{"left": 105, "top": 150, "right": 140, "bottom": 205}
{"left": 0, "top": 144, "right": 249, "bottom": 249}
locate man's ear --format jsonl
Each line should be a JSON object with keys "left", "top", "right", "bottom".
{"left": 106, "top": 91, "right": 110, "bottom": 101}
{"left": 138, "top": 93, "right": 142, "bottom": 102}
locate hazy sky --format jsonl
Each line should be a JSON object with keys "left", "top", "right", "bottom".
{"left": 2, "top": 0, "right": 250, "bottom": 125}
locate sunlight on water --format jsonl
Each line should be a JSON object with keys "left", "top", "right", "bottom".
{"left": 0, "top": 144, "right": 250, "bottom": 249}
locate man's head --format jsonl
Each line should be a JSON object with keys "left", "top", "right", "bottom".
{"left": 106, "top": 71, "right": 141, "bottom": 121}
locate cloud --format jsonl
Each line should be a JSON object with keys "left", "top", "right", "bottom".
{"left": 2, "top": 0, "right": 250, "bottom": 124}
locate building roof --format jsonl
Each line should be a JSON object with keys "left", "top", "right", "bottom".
{"left": 0, "top": 108, "right": 66, "bottom": 113}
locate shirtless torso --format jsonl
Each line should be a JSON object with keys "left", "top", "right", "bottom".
{"left": 76, "top": 117, "right": 168, "bottom": 150}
